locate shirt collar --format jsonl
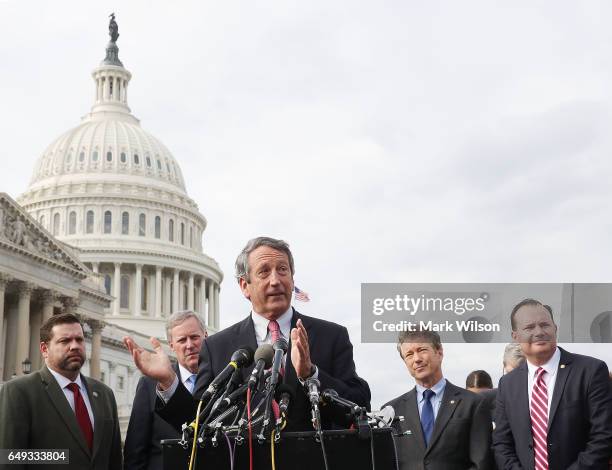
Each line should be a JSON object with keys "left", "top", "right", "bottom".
{"left": 526, "top": 347, "right": 561, "bottom": 378}
{"left": 47, "top": 365, "right": 86, "bottom": 392}
{"left": 177, "top": 363, "right": 196, "bottom": 385}
{"left": 416, "top": 377, "right": 447, "bottom": 401}
{"left": 251, "top": 307, "right": 293, "bottom": 343}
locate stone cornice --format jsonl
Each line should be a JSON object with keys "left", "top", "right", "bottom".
{"left": 0, "top": 197, "right": 92, "bottom": 279}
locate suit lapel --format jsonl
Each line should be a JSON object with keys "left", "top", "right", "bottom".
{"left": 238, "top": 316, "right": 259, "bottom": 382}
{"left": 40, "top": 367, "right": 91, "bottom": 457}
{"left": 82, "top": 376, "right": 104, "bottom": 461}
{"left": 401, "top": 388, "right": 427, "bottom": 452}
{"left": 281, "top": 310, "right": 299, "bottom": 398}
{"left": 548, "top": 348, "right": 573, "bottom": 428}
{"left": 514, "top": 362, "right": 533, "bottom": 443}
{"left": 425, "top": 381, "right": 460, "bottom": 453}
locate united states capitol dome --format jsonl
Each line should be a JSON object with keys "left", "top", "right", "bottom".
{"left": 18, "top": 16, "right": 222, "bottom": 338}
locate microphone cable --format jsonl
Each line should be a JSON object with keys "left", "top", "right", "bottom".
{"left": 247, "top": 387, "right": 254, "bottom": 470}
{"left": 223, "top": 431, "right": 236, "bottom": 470}
{"left": 188, "top": 399, "right": 204, "bottom": 470}
{"left": 369, "top": 429, "right": 376, "bottom": 470}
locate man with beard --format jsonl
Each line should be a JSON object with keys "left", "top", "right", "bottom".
{"left": 0, "top": 313, "right": 122, "bottom": 470}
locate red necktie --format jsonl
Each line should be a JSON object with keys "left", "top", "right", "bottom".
{"left": 67, "top": 383, "right": 93, "bottom": 450}
{"left": 530, "top": 367, "right": 549, "bottom": 470}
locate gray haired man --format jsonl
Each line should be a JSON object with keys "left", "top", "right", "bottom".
{"left": 123, "top": 311, "right": 207, "bottom": 470}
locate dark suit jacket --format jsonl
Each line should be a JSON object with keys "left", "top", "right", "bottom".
{"left": 384, "top": 380, "right": 494, "bottom": 470}
{"left": 158, "top": 309, "right": 371, "bottom": 431}
{"left": 0, "top": 366, "right": 122, "bottom": 470}
{"left": 124, "top": 364, "right": 183, "bottom": 470}
{"left": 492, "top": 347, "right": 612, "bottom": 470}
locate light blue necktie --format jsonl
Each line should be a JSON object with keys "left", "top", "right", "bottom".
{"left": 186, "top": 374, "right": 196, "bottom": 394}
{"left": 420, "top": 389, "right": 435, "bottom": 446}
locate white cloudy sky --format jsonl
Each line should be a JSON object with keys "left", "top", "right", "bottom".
{"left": 1, "top": 1, "right": 612, "bottom": 406}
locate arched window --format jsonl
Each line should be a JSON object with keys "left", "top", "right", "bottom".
{"left": 122, "top": 211, "right": 129, "bottom": 235}
{"left": 104, "top": 211, "right": 112, "bottom": 234}
{"left": 189, "top": 226, "right": 193, "bottom": 248}
{"left": 120, "top": 152, "right": 127, "bottom": 163}
{"left": 68, "top": 211, "right": 77, "bottom": 235}
{"left": 106, "top": 151, "right": 112, "bottom": 162}
{"left": 53, "top": 213, "right": 60, "bottom": 236}
{"left": 92, "top": 150, "right": 99, "bottom": 162}
{"left": 155, "top": 216, "right": 161, "bottom": 239}
{"left": 183, "top": 283, "right": 188, "bottom": 310}
{"left": 134, "top": 153, "right": 140, "bottom": 165}
{"left": 141, "top": 277, "right": 148, "bottom": 311}
{"left": 146, "top": 155, "right": 152, "bottom": 167}
{"left": 104, "top": 275, "right": 111, "bottom": 295}
{"left": 139, "top": 213, "right": 146, "bottom": 236}
{"left": 86, "top": 210, "right": 94, "bottom": 233}
{"left": 180, "top": 223, "right": 185, "bottom": 245}
{"left": 168, "top": 219, "right": 174, "bottom": 242}
{"left": 79, "top": 151, "right": 85, "bottom": 162}
{"left": 120, "top": 275, "right": 130, "bottom": 309}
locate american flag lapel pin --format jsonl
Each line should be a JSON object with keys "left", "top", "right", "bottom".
{"left": 93, "top": 391, "right": 99, "bottom": 398}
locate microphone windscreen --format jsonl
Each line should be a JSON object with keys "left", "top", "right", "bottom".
{"left": 231, "top": 346, "right": 255, "bottom": 367}
{"left": 254, "top": 343, "right": 275, "bottom": 368}
{"left": 273, "top": 337, "right": 288, "bottom": 353}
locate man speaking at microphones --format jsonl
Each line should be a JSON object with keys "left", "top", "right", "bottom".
{"left": 124, "top": 236, "right": 370, "bottom": 431}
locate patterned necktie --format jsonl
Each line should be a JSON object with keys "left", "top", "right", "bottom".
{"left": 531, "top": 367, "right": 549, "bottom": 470}
{"left": 67, "top": 383, "right": 93, "bottom": 450}
{"left": 186, "top": 374, "right": 196, "bottom": 394}
{"left": 420, "top": 389, "right": 435, "bottom": 447}
{"left": 268, "top": 320, "right": 281, "bottom": 343}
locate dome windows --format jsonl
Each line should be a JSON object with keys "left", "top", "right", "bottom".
{"left": 52, "top": 213, "right": 60, "bottom": 236}
{"left": 104, "top": 210, "right": 112, "bottom": 234}
{"left": 68, "top": 211, "right": 77, "bottom": 235}
{"left": 122, "top": 211, "right": 129, "bottom": 235}
{"left": 120, "top": 152, "right": 127, "bottom": 163}
{"left": 92, "top": 150, "right": 99, "bottom": 162}
{"left": 180, "top": 222, "right": 185, "bottom": 245}
{"left": 134, "top": 153, "right": 140, "bottom": 165}
{"left": 146, "top": 155, "right": 152, "bottom": 167}
{"left": 86, "top": 210, "right": 94, "bottom": 234}
{"left": 139, "top": 213, "right": 146, "bottom": 236}
{"left": 168, "top": 219, "right": 174, "bottom": 242}
{"left": 106, "top": 151, "right": 113, "bottom": 162}
{"left": 156, "top": 159, "right": 161, "bottom": 170}
{"left": 79, "top": 151, "right": 85, "bottom": 162}
{"left": 154, "top": 216, "right": 161, "bottom": 239}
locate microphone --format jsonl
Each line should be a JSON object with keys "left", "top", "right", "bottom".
{"left": 198, "top": 347, "right": 254, "bottom": 403}
{"left": 274, "top": 384, "right": 294, "bottom": 416}
{"left": 321, "top": 388, "right": 364, "bottom": 415}
{"left": 305, "top": 377, "right": 321, "bottom": 406}
{"left": 258, "top": 338, "right": 288, "bottom": 441}
{"left": 247, "top": 344, "right": 274, "bottom": 391}
{"left": 367, "top": 405, "right": 396, "bottom": 428}
{"left": 269, "top": 338, "right": 288, "bottom": 389}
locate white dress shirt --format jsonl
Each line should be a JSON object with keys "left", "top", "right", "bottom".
{"left": 251, "top": 307, "right": 292, "bottom": 345}
{"left": 526, "top": 347, "right": 561, "bottom": 420}
{"left": 47, "top": 367, "right": 95, "bottom": 428}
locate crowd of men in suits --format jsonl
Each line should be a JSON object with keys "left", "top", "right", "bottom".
{"left": 1, "top": 236, "right": 611, "bottom": 469}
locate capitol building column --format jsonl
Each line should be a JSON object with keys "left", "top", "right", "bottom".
{"left": 113, "top": 262, "right": 121, "bottom": 315}
{"left": 172, "top": 269, "right": 180, "bottom": 313}
{"left": 29, "top": 292, "right": 43, "bottom": 371}
{"left": 200, "top": 278, "right": 207, "bottom": 322}
{"left": 16, "top": 282, "right": 33, "bottom": 377}
{"left": 154, "top": 266, "right": 162, "bottom": 318}
{"left": 41, "top": 290, "right": 56, "bottom": 323}
{"left": 88, "top": 319, "right": 104, "bottom": 380}
{"left": 134, "top": 264, "right": 142, "bottom": 316}
{"left": 207, "top": 281, "right": 215, "bottom": 329}
{"left": 188, "top": 273, "right": 195, "bottom": 311}
{"left": 0, "top": 275, "right": 10, "bottom": 379}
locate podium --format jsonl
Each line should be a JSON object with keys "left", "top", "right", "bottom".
{"left": 162, "top": 428, "right": 398, "bottom": 470}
